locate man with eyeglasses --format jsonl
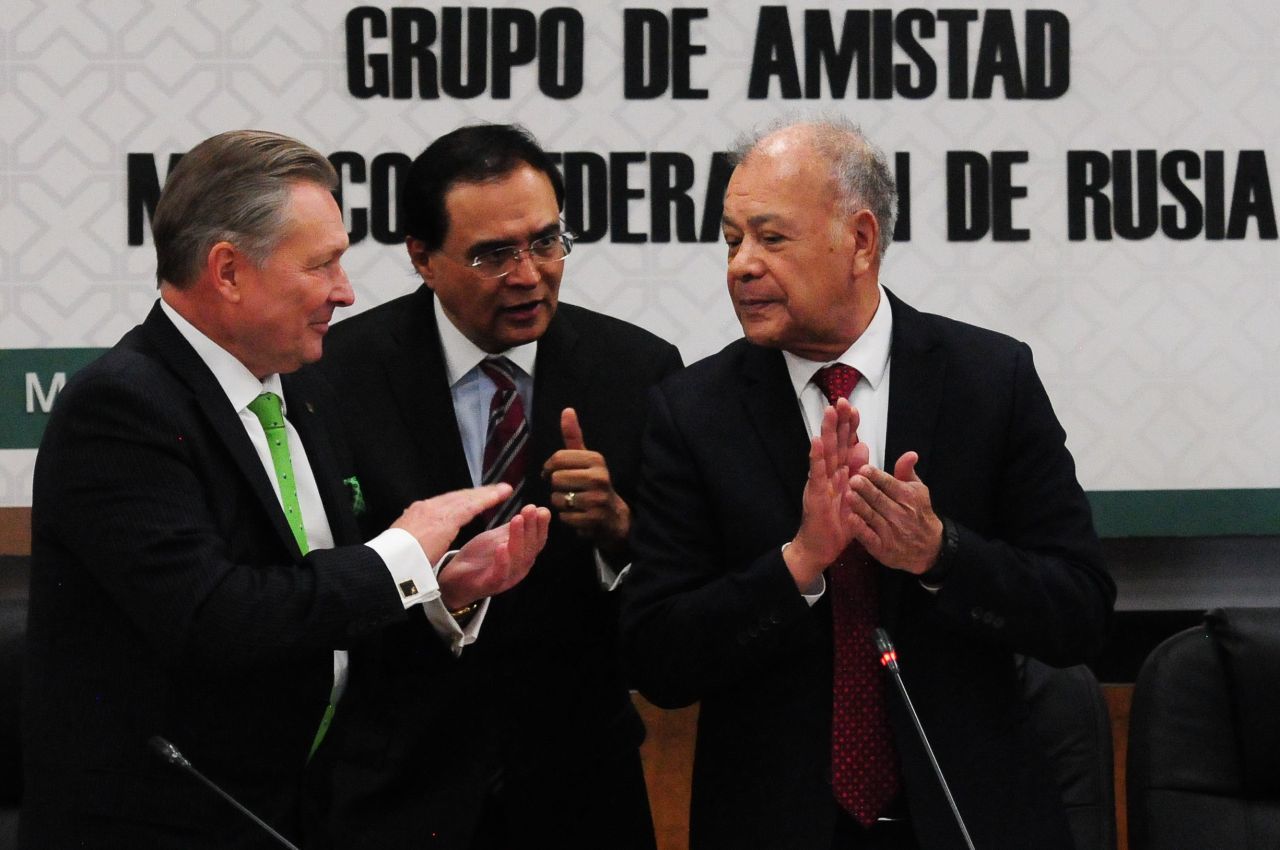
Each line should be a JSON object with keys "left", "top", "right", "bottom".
{"left": 312, "top": 124, "right": 682, "bottom": 849}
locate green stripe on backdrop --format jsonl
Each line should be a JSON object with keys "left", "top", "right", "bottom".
{"left": 0, "top": 348, "right": 106, "bottom": 449}
{"left": 1088, "top": 490, "right": 1280, "bottom": 537}
{"left": 3, "top": 347, "right": 1279, "bottom": 538}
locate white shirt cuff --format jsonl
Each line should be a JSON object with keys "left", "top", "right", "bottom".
{"left": 367, "top": 529, "right": 485, "bottom": 656}
{"left": 367, "top": 527, "right": 439, "bottom": 605}
{"left": 801, "top": 573, "right": 826, "bottom": 607}
{"left": 781, "top": 542, "right": 826, "bottom": 606}
{"left": 427, "top": 550, "right": 489, "bottom": 655}
{"left": 594, "top": 548, "right": 630, "bottom": 591}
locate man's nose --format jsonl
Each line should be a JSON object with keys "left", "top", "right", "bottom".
{"left": 504, "top": 252, "right": 541, "bottom": 287}
{"left": 728, "top": 240, "right": 762, "bottom": 280}
{"left": 332, "top": 263, "right": 356, "bottom": 306}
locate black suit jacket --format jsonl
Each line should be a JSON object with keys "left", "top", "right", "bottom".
{"left": 620, "top": 290, "right": 1116, "bottom": 850}
{"left": 313, "top": 286, "right": 683, "bottom": 849}
{"left": 21, "top": 304, "right": 408, "bottom": 849}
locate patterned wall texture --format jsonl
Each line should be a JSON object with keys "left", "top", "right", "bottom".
{"left": 2, "top": 1, "right": 1278, "bottom": 515}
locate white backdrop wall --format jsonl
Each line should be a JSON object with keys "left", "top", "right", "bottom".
{"left": 2, "top": 1, "right": 1278, "bottom": 527}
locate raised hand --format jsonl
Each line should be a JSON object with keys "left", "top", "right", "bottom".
{"left": 437, "top": 504, "right": 551, "bottom": 609}
{"left": 849, "top": 451, "right": 943, "bottom": 575}
{"left": 542, "top": 407, "right": 631, "bottom": 552}
{"left": 390, "top": 483, "right": 512, "bottom": 563}
{"left": 783, "top": 399, "right": 870, "bottom": 592}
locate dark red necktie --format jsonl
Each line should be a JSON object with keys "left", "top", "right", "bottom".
{"left": 478, "top": 357, "right": 528, "bottom": 529}
{"left": 812, "top": 364, "right": 901, "bottom": 827}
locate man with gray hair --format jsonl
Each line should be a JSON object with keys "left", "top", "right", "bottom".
{"left": 21, "top": 129, "right": 549, "bottom": 849}
{"left": 621, "top": 119, "right": 1115, "bottom": 849}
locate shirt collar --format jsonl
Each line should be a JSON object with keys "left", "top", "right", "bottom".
{"left": 433, "top": 294, "right": 538, "bottom": 386}
{"left": 159, "top": 298, "right": 283, "bottom": 412}
{"left": 782, "top": 283, "right": 894, "bottom": 400}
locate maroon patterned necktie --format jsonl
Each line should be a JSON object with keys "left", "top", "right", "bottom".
{"left": 812, "top": 363, "right": 901, "bottom": 827}
{"left": 478, "top": 357, "right": 528, "bottom": 529}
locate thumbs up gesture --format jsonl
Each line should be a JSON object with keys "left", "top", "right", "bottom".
{"left": 541, "top": 407, "right": 630, "bottom": 551}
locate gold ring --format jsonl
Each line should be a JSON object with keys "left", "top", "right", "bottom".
{"left": 565, "top": 490, "right": 577, "bottom": 510}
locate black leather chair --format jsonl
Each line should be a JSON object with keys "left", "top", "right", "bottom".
{"left": 0, "top": 595, "right": 26, "bottom": 848}
{"left": 1019, "top": 656, "right": 1117, "bottom": 850}
{"left": 1127, "top": 607, "right": 1280, "bottom": 850}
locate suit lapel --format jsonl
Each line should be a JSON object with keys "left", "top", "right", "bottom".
{"left": 879, "top": 289, "right": 946, "bottom": 627}
{"left": 882, "top": 290, "right": 944, "bottom": 483}
{"left": 381, "top": 287, "right": 475, "bottom": 497}
{"left": 739, "top": 343, "right": 811, "bottom": 516}
{"left": 140, "top": 304, "right": 305, "bottom": 558}
{"left": 283, "top": 372, "right": 360, "bottom": 546}
{"left": 528, "top": 309, "right": 584, "bottom": 509}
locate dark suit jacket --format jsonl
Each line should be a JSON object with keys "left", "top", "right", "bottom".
{"left": 313, "top": 286, "right": 683, "bottom": 849}
{"left": 620, "top": 290, "right": 1116, "bottom": 850}
{"left": 21, "top": 304, "right": 409, "bottom": 849}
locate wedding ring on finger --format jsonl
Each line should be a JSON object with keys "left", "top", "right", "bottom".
{"left": 565, "top": 490, "right": 578, "bottom": 510}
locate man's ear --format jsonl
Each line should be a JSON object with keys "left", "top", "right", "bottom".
{"left": 206, "top": 242, "right": 244, "bottom": 303}
{"left": 406, "top": 237, "right": 434, "bottom": 287}
{"left": 849, "top": 209, "right": 881, "bottom": 277}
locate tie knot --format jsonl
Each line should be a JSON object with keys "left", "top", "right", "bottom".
{"left": 247, "top": 392, "right": 285, "bottom": 429}
{"left": 479, "top": 357, "right": 518, "bottom": 393}
{"left": 813, "top": 364, "right": 861, "bottom": 406}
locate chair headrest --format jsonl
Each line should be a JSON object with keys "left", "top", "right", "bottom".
{"left": 1206, "top": 607, "right": 1280, "bottom": 796}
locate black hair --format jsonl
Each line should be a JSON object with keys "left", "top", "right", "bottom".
{"left": 402, "top": 123, "right": 565, "bottom": 250}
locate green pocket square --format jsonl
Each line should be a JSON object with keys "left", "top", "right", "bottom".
{"left": 344, "top": 476, "right": 366, "bottom": 516}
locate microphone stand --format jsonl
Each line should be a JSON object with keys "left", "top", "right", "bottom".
{"left": 149, "top": 735, "right": 302, "bottom": 850}
{"left": 873, "top": 629, "right": 977, "bottom": 850}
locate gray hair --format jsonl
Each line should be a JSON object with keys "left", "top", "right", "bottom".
{"left": 152, "top": 130, "right": 338, "bottom": 288}
{"left": 730, "top": 116, "right": 897, "bottom": 257}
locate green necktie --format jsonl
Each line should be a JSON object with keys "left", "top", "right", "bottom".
{"left": 247, "top": 392, "right": 308, "bottom": 555}
{"left": 246, "top": 391, "right": 334, "bottom": 761}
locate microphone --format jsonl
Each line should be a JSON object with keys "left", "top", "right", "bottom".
{"left": 873, "top": 629, "right": 977, "bottom": 850}
{"left": 148, "top": 736, "right": 301, "bottom": 850}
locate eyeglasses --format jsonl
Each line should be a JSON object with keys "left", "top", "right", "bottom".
{"left": 465, "top": 232, "right": 577, "bottom": 279}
